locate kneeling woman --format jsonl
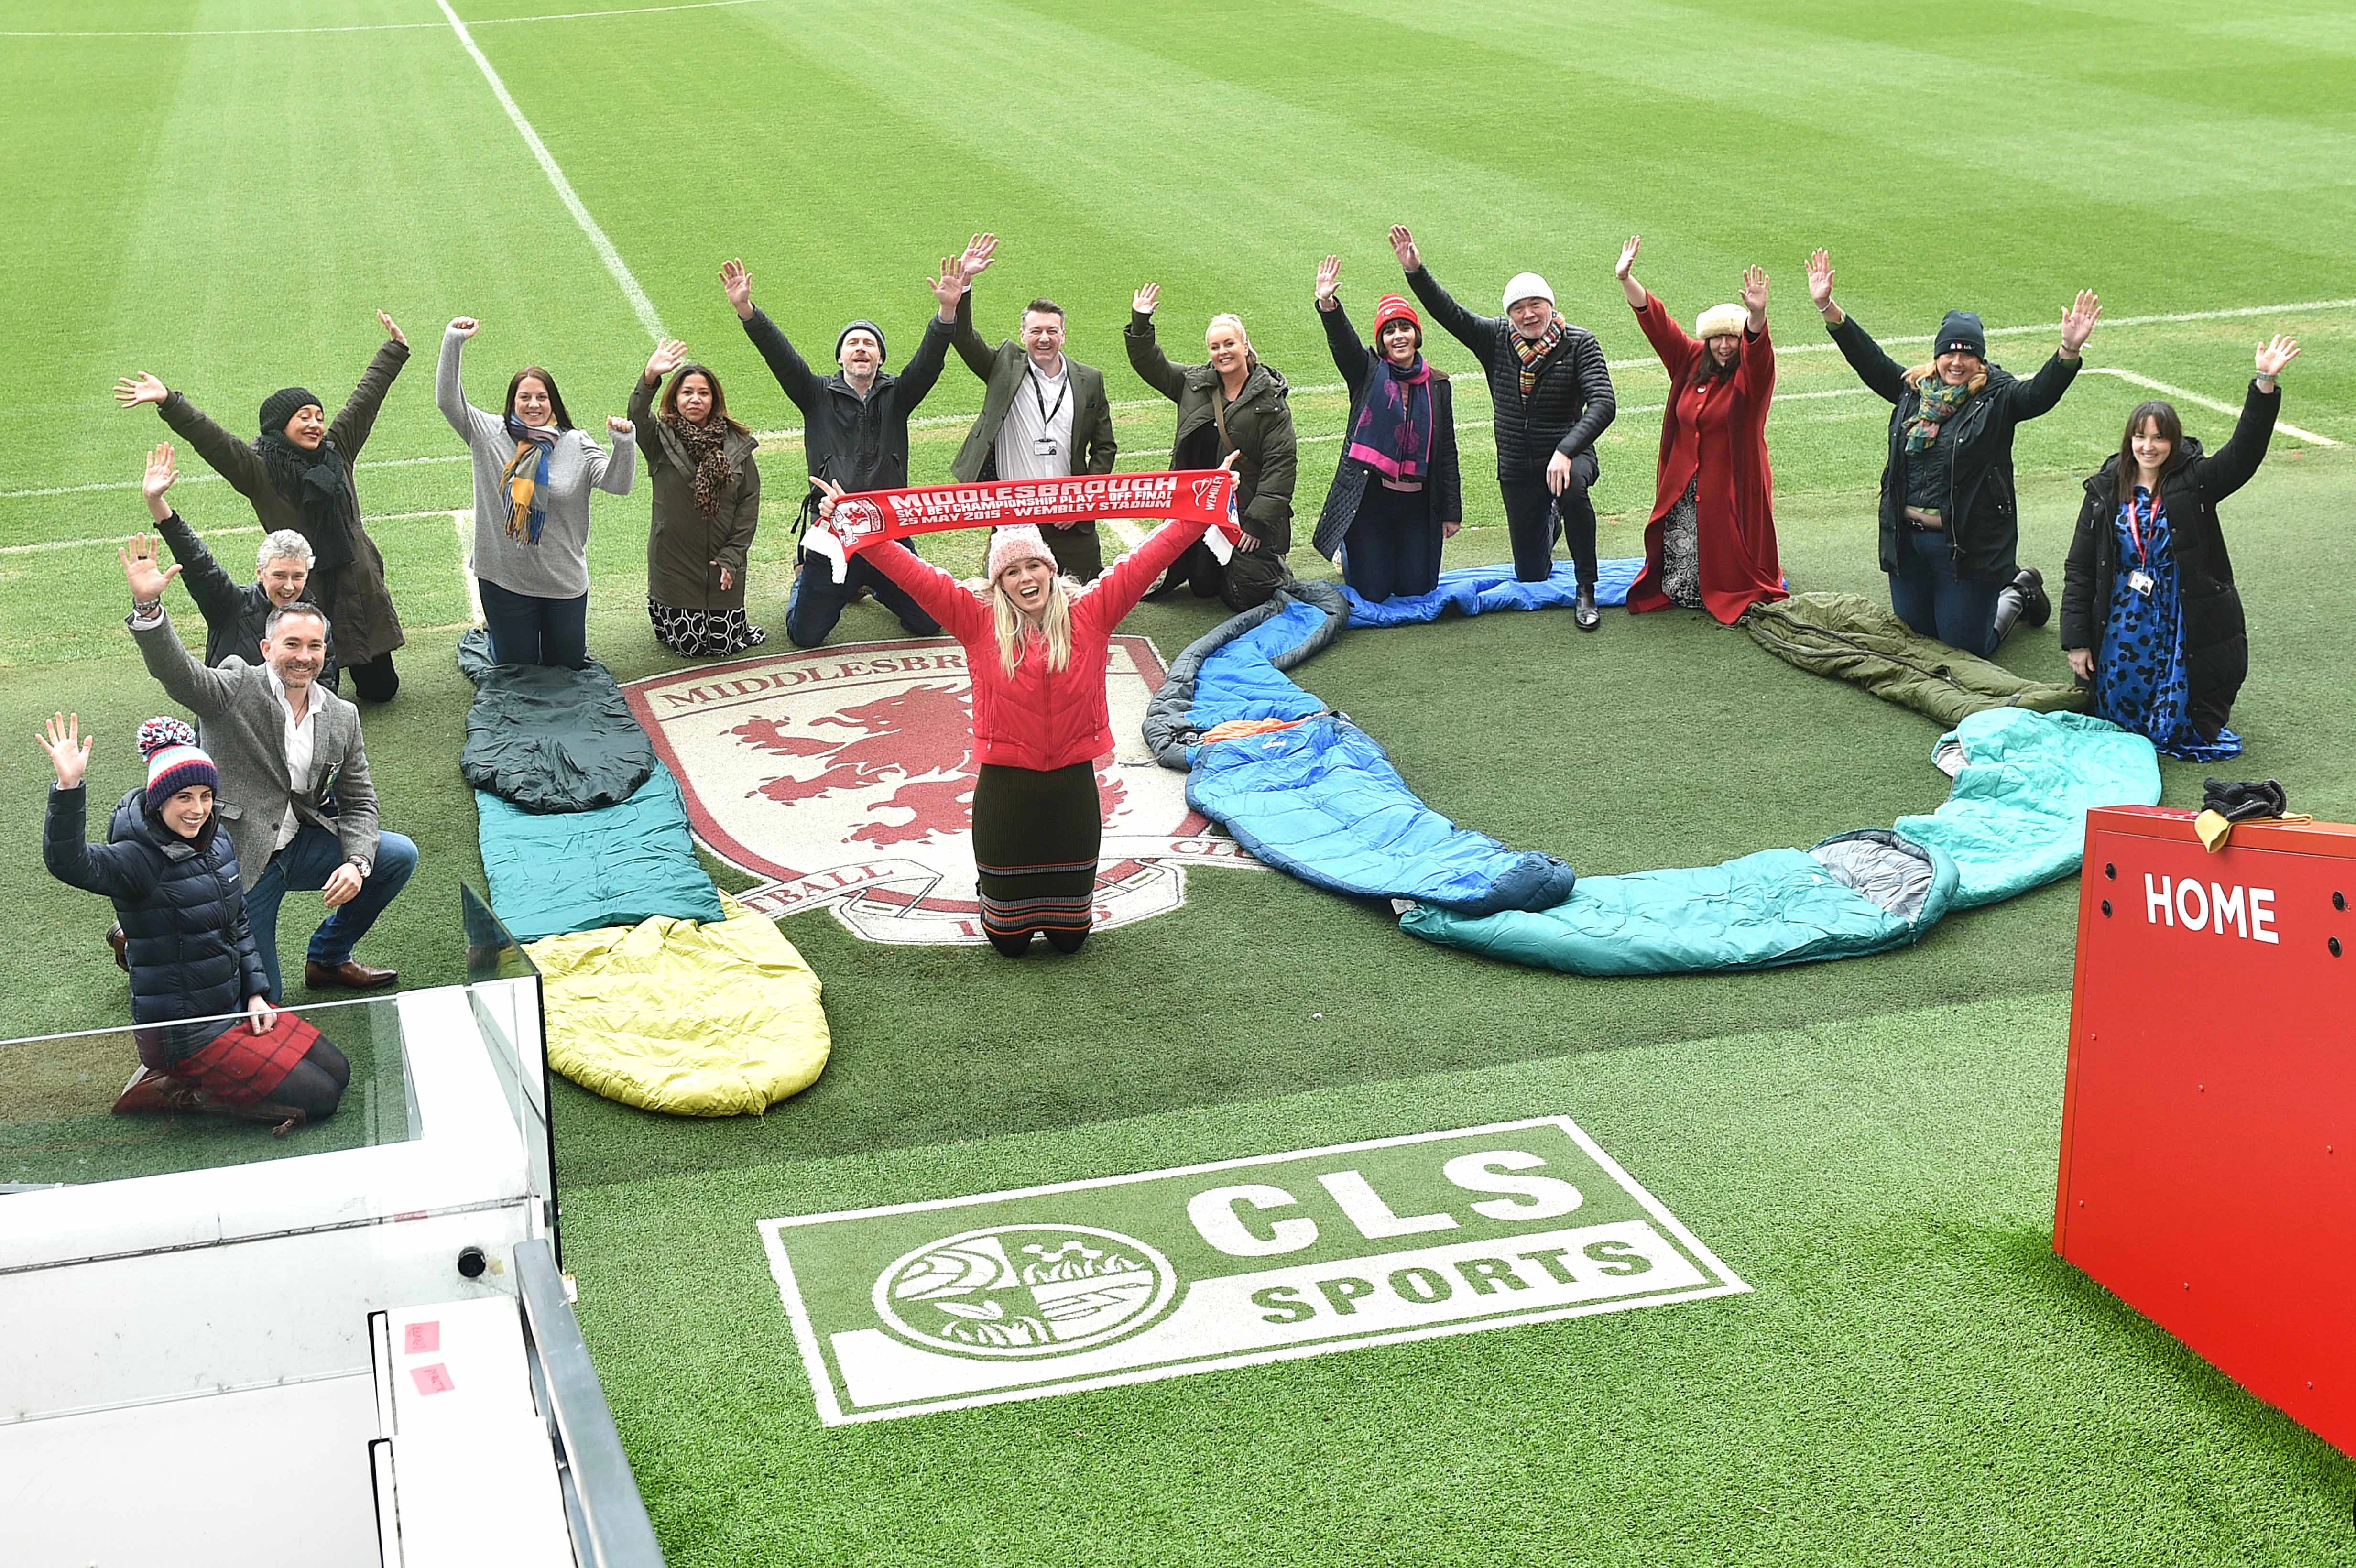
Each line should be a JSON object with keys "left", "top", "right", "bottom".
{"left": 41, "top": 716, "right": 347, "bottom": 1130}
{"left": 630, "top": 339, "right": 765, "bottom": 657}
{"left": 1616, "top": 237, "right": 1784, "bottom": 622}
{"left": 817, "top": 483, "right": 1219, "bottom": 956}
{"left": 2060, "top": 337, "right": 2298, "bottom": 759}
{"left": 1308, "top": 256, "right": 1460, "bottom": 600}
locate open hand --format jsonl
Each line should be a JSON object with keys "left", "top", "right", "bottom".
{"left": 114, "top": 372, "right": 168, "bottom": 409}
{"left": 645, "top": 338, "right": 688, "bottom": 385}
{"left": 120, "top": 533, "right": 181, "bottom": 602}
{"left": 447, "top": 316, "right": 479, "bottom": 338}
{"left": 1388, "top": 225, "right": 1420, "bottom": 272}
{"left": 719, "top": 258, "right": 753, "bottom": 320}
{"left": 321, "top": 863, "right": 363, "bottom": 909}
{"left": 928, "top": 257, "right": 966, "bottom": 313}
{"left": 378, "top": 311, "right": 407, "bottom": 347}
{"left": 1741, "top": 264, "right": 1769, "bottom": 326}
{"left": 2256, "top": 334, "right": 2300, "bottom": 380}
{"left": 143, "top": 443, "right": 178, "bottom": 516}
{"left": 1614, "top": 235, "right": 1641, "bottom": 281}
{"left": 606, "top": 415, "right": 633, "bottom": 436}
{"left": 1315, "top": 254, "right": 1342, "bottom": 307}
{"left": 38, "top": 713, "right": 90, "bottom": 790}
{"left": 2060, "top": 290, "right": 2102, "bottom": 355}
{"left": 1132, "top": 282, "right": 1159, "bottom": 316}
{"left": 1805, "top": 250, "right": 1835, "bottom": 313}
{"left": 959, "top": 232, "right": 998, "bottom": 282}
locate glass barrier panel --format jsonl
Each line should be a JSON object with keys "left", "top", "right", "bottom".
{"left": 0, "top": 993, "right": 414, "bottom": 1188}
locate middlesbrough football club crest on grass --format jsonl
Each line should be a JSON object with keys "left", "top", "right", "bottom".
{"left": 622, "top": 637, "right": 1255, "bottom": 945}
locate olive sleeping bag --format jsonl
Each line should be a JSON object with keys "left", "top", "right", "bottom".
{"left": 1745, "top": 591, "right": 2086, "bottom": 730}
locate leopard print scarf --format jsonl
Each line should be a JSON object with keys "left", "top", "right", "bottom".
{"left": 665, "top": 413, "right": 734, "bottom": 518}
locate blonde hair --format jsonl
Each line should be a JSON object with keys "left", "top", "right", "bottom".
{"left": 1906, "top": 361, "right": 1988, "bottom": 397}
{"left": 1205, "top": 312, "right": 1259, "bottom": 370}
{"left": 988, "top": 574, "right": 1075, "bottom": 676}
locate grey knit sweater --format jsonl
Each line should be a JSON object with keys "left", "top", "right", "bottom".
{"left": 437, "top": 327, "right": 635, "bottom": 598}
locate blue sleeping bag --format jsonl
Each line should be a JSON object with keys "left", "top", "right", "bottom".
{"left": 1339, "top": 558, "right": 1641, "bottom": 628}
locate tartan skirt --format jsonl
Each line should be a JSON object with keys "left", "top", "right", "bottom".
{"left": 970, "top": 762, "right": 1101, "bottom": 939}
{"left": 142, "top": 1013, "right": 321, "bottom": 1105}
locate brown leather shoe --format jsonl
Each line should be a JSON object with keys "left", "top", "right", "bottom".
{"left": 107, "top": 923, "right": 129, "bottom": 972}
{"left": 305, "top": 958, "right": 398, "bottom": 991}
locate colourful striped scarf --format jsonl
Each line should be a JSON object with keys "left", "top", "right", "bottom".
{"left": 1512, "top": 319, "right": 1563, "bottom": 395}
{"left": 1904, "top": 378, "right": 1973, "bottom": 455}
{"left": 501, "top": 418, "right": 558, "bottom": 544}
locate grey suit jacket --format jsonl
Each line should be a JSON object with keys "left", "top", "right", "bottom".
{"left": 130, "top": 608, "right": 381, "bottom": 890}
{"left": 949, "top": 291, "right": 1118, "bottom": 483}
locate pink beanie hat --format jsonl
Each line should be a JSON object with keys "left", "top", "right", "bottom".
{"left": 986, "top": 525, "right": 1055, "bottom": 583}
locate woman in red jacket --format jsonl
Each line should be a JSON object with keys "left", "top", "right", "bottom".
{"left": 1615, "top": 237, "right": 1785, "bottom": 623}
{"left": 816, "top": 482, "right": 1218, "bottom": 957}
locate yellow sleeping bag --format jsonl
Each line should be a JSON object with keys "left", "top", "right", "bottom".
{"left": 527, "top": 894, "right": 830, "bottom": 1115}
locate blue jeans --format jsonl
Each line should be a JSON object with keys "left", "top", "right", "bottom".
{"left": 1888, "top": 528, "right": 2007, "bottom": 657}
{"left": 247, "top": 824, "right": 419, "bottom": 1002}
{"left": 786, "top": 548, "right": 940, "bottom": 647}
{"left": 478, "top": 577, "right": 589, "bottom": 669}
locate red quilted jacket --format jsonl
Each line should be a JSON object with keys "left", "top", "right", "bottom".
{"left": 866, "top": 519, "right": 1211, "bottom": 771}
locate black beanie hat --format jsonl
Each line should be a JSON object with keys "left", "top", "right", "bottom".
{"left": 1934, "top": 311, "right": 1987, "bottom": 360}
{"left": 835, "top": 320, "right": 887, "bottom": 365}
{"left": 258, "top": 386, "right": 324, "bottom": 437}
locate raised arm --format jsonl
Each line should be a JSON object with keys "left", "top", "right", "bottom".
{"left": 2000, "top": 290, "right": 2100, "bottom": 424}
{"left": 118, "top": 374, "right": 274, "bottom": 502}
{"left": 630, "top": 339, "right": 685, "bottom": 473}
{"left": 722, "top": 258, "right": 825, "bottom": 414}
{"left": 895, "top": 276, "right": 959, "bottom": 413}
{"left": 949, "top": 233, "right": 999, "bottom": 380}
{"left": 327, "top": 315, "right": 411, "bottom": 457}
{"left": 1123, "top": 284, "right": 1186, "bottom": 403}
{"left": 1734, "top": 265, "right": 1775, "bottom": 400}
{"left": 1631, "top": 291, "right": 1699, "bottom": 381}
{"left": 122, "top": 538, "right": 237, "bottom": 721}
{"left": 436, "top": 320, "right": 503, "bottom": 444}
{"left": 142, "top": 443, "right": 244, "bottom": 627}
{"left": 38, "top": 716, "right": 156, "bottom": 901}
{"left": 1808, "top": 249, "right": 1908, "bottom": 406}
{"left": 1084, "top": 517, "right": 1215, "bottom": 626}
{"left": 2189, "top": 338, "right": 2295, "bottom": 504}
{"left": 861, "top": 538, "right": 986, "bottom": 639}
{"left": 1393, "top": 228, "right": 1495, "bottom": 364}
{"left": 589, "top": 417, "right": 638, "bottom": 496}
{"left": 1316, "top": 257, "right": 1375, "bottom": 397}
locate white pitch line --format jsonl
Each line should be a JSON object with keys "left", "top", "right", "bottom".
{"left": 435, "top": 0, "right": 664, "bottom": 340}
{"left": 1103, "top": 520, "right": 1146, "bottom": 549}
{"left": 1, "top": 0, "right": 769, "bottom": 39}
{"left": 0, "top": 509, "right": 459, "bottom": 558}
{"left": 2085, "top": 367, "right": 2339, "bottom": 447}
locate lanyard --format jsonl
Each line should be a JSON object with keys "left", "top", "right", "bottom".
{"left": 2123, "top": 488, "right": 2161, "bottom": 567}
{"left": 1027, "top": 365, "right": 1069, "bottom": 429}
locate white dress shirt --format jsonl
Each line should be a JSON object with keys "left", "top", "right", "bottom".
{"left": 264, "top": 666, "right": 318, "bottom": 853}
{"left": 994, "top": 356, "right": 1077, "bottom": 481}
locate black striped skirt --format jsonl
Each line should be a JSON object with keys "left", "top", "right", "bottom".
{"left": 971, "top": 761, "right": 1101, "bottom": 939}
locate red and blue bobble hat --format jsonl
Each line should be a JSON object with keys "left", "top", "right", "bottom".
{"left": 1374, "top": 294, "right": 1422, "bottom": 346}
{"left": 139, "top": 716, "right": 219, "bottom": 802}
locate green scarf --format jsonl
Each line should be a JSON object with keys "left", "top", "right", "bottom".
{"left": 1903, "top": 378, "right": 1972, "bottom": 454}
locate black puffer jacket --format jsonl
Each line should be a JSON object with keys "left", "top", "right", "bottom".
{"left": 153, "top": 509, "right": 342, "bottom": 689}
{"left": 44, "top": 785, "right": 267, "bottom": 1026}
{"left": 2060, "top": 380, "right": 2280, "bottom": 740}
{"left": 1403, "top": 266, "right": 1615, "bottom": 479}
{"left": 1829, "top": 314, "right": 2080, "bottom": 584}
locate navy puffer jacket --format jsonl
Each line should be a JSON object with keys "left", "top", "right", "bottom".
{"left": 44, "top": 785, "right": 268, "bottom": 1026}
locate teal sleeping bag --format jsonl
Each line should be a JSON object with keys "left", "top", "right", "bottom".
{"left": 477, "top": 762, "right": 724, "bottom": 942}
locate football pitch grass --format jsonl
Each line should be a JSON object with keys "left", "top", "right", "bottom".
{"left": 6, "top": 1, "right": 2356, "bottom": 1560}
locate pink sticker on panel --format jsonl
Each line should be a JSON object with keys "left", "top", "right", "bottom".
{"left": 404, "top": 1321, "right": 440, "bottom": 1355}
{"left": 409, "top": 1363, "right": 456, "bottom": 1396}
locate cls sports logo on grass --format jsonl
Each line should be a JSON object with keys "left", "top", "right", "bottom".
{"left": 759, "top": 1118, "right": 1748, "bottom": 1424}
{"left": 622, "top": 638, "right": 1256, "bottom": 945}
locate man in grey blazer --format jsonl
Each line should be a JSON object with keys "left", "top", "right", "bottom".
{"left": 949, "top": 233, "right": 1119, "bottom": 580}
{"left": 123, "top": 534, "right": 417, "bottom": 1002}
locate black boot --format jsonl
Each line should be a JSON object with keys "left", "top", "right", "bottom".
{"left": 1574, "top": 585, "right": 1600, "bottom": 632}
{"left": 2012, "top": 566, "right": 2051, "bottom": 628}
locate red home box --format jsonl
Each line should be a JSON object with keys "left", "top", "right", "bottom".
{"left": 2057, "top": 805, "right": 2356, "bottom": 1454}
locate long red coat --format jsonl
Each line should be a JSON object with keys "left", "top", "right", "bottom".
{"left": 1626, "top": 293, "right": 1785, "bottom": 624}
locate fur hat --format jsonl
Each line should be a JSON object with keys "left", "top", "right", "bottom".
{"left": 1374, "top": 294, "right": 1422, "bottom": 344}
{"left": 258, "top": 386, "right": 323, "bottom": 437}
{"left": 1694, "top": 304, "right": 1748, "bottom": 341}
{"left": 1501, "top": 272, "right": 1555, "bottom": 312}
{"left": 986, "top": 525, "right": 1055, "bottom": 583}
{"left": 836, "top": 319, "right": 887, "bottom": 364}
{"left": 1935, "top": 310, "right": 1987, "bottom": 360}
{"left": 138, "top": 716, "right": 218, "bottom": 804}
